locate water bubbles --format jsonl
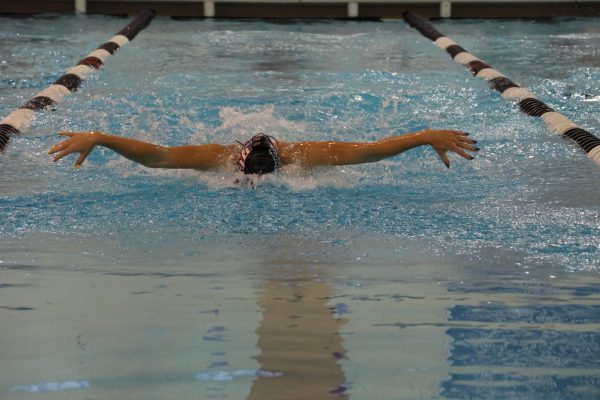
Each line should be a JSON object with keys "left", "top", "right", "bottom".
{"left": 10, "top": 380, "right": 91, "bottom": 393}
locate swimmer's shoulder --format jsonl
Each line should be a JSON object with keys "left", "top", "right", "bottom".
{"left": 275, "top": 140, "right": 299, "bottom": 166}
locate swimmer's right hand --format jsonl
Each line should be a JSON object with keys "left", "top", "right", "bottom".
{"left": 422, "top": 130, "right": 479, "bottom": 168}
{"left": 48, "top": 131, "right": 103, "bottom": 168}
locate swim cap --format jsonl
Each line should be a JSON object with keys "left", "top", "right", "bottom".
{"left": 237, "top": 134, "right": 281, "bottom": 175}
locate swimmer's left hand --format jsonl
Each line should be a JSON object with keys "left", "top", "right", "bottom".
{"left": 48, "top": 131, "right": 102, "bottom": 168}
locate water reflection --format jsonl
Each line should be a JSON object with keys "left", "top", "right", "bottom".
{"left": 442, "top": 277, "right": 600, "bottom": 399}
{"left": 248, "top": 269, "right": 348, "bottom": 399}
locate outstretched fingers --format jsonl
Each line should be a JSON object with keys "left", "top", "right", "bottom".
{"left": 51, "top": 148, "right": 72, "bottom": 162}
{"left": 435, "top": 148, "right": 451, "bottom": 168}
{"left": 452, "top": 146, "right": 475, "bottom": 160}
{"left": 49, "top": 132, "right": 81, "bottom": 154}
{"left": 48, "top": 139, "right": 70, "bottom": 156}
{"left": 75, "top": 150, "right": 91, "bottom": 168}
{"left": 456, "top": 134, "right": 478, "bottom": 149}
{"left": 430, "top": 130, "right": 480, "bottom": 167}
{"left": 452, "top": 132, "right": 479, "bottom": 159}
{"left": 48, "top": 131, "right": 97, "bottom": 167}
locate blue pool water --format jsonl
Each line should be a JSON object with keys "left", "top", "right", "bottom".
{"left": 1, "top": 15, "right": 600, "bottom": 399}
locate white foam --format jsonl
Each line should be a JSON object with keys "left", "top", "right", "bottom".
{"left": 194, "top": 369, "right": 282, "bottom": 381}
{"left": 215, "top": 106, "right": 307, "bottom": 140}
{"left": 582, "top": 95, "right": 600, "bottom": 102}
{"left": 10, "top": 380, "right": 90, "bottom": 393}
{"left": 130, "top": 165, "right": 360, "bottom": 192}
{"left": 556, "top": 33, "right": 600, "bottom": 40}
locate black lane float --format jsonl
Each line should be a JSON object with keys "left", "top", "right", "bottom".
{"left": 0, "top": 8, "right": 156, "bottom": 151}
{"left": 403, "top": 11, "right": 600, "bottom": 165}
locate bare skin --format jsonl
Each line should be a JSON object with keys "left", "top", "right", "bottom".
{"left": 48, "top": 129, "right": 478, "bottom": 170}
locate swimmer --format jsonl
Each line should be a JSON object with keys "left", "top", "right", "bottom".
{"left": 48, "top": 129, "right": 478, "bottom": 174}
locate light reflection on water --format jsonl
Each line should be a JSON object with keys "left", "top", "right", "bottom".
{"left": 1, "top": 15, "right": 600, "bottom": 400}
{"left": 2, "top": 233, "right": 600, "bottom": 399}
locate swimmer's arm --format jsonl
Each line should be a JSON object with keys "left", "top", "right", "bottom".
{"left": 279, "top": 129, "right": 478, "bottom": 168}
{"left": 49, "top": 131, "right": 236, "bottom": 170}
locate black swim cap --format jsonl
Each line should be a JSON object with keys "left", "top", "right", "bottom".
{"left": 237, "top": 134, "right": 281, "bottom": 175}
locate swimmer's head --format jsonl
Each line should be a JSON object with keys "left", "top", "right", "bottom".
{"left": 237, "top": 134, "right": 281, "bottom": 175}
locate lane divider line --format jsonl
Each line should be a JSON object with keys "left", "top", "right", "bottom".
{"left": 403, "top": 11, "right": 600, "bottom": 164}
{"left": 0, "top": 9, "right": 156, "bottom": 151}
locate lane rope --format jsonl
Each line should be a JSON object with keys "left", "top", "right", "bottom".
{"left": 0, "top": 8, "right": 156, "bottom": 151}
{"left": 403, "top": 12, "right": 600, "bottom": 164}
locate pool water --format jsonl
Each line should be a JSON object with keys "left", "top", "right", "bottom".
{"left": 1, "top": 15, "right": 600, "bottom": 399}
